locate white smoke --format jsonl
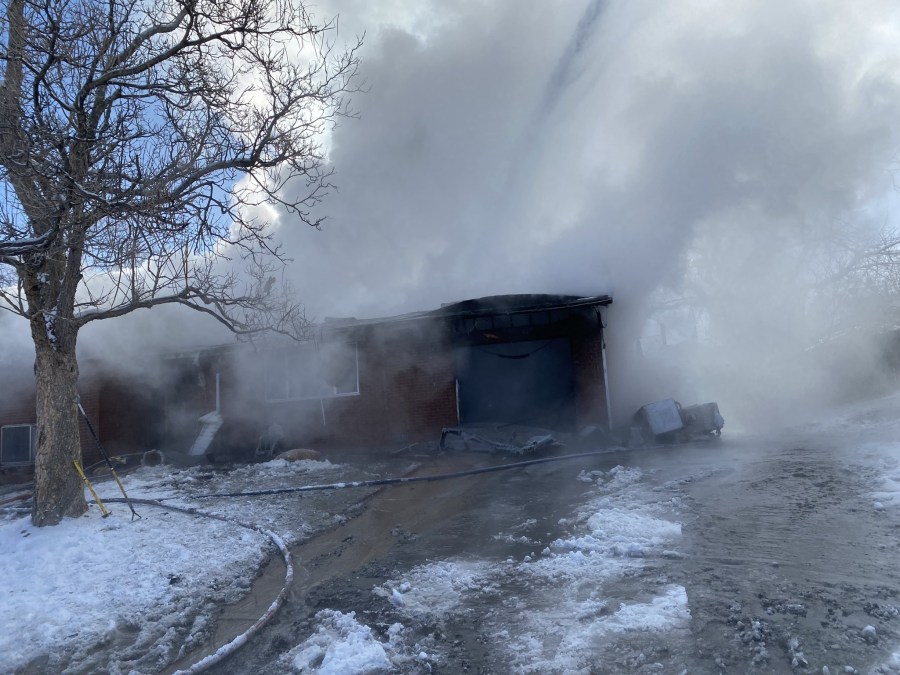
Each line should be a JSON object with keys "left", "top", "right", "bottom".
{"left": 6, "top": 0, "right": 900, "bottom": 427}
{"left": 262, "top": 0, "right": 900, "bottom": 424}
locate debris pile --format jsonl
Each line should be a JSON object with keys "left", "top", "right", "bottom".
{"left": 439, "top": 426, "right": 561, "bottom": 455}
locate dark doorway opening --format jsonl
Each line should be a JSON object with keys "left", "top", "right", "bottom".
{"left": 457, "top": 338, "right": 576, "bottom": 430}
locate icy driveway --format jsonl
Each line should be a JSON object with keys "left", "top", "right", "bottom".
{"left": 215, "top": 394, "right": 900, "bottom": 674}
{"left": 214, "top": 453, "right": 697, "bottom": 674}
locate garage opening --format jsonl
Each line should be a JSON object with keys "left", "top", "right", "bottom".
{"left": 456, "top": 338, "right": 576, "bottom": 430}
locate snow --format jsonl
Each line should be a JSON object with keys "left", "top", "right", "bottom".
{"left": 374, "top": 559, "right": 495, "bottom": 618}
{"left": 44, "top": 306, "right": 58, "bottom": 349}
{"left": 0, "top": 457, "right": 371, "bottom": 674}
{"left": 879, "top": 649, "right": 900, "bottom": 673}
{"left": 286, "top": 611, "right": 392, "bottom": 673}
{"left": 0, "top": 505, "right": 270, "bottom": 673}
{"left": 869, "top": 447, "right": 900, "bottom": 510}
{"left": 279, "top": 610, "right": 434, "bottom": 674}
{"left": 498, "top": 467, "right": 689, "bottom": 672}
{"left": 364, "top": 464, "right": 689, "bottom": 673}
{"left": 8, "top": 390, "right": 900, "bottom": 672}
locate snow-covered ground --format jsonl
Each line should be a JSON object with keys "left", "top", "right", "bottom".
{"left": 251, "top": 391, "right": 900, "bottom": 674}
{"left": 7, "top": 391, "right": 900, "bottom": 673}
{"left": 0, "top": 457, "right": 379, "bottom": 674}
{"left": 2, "top": 448, "right": 696, "bottom": 674}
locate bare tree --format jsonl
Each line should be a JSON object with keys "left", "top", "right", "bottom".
{"left": 814, "top": 227, "right": 900, "bottom": 325}
{"left": 0, "top": 0, "right": 361, "bottom": 525}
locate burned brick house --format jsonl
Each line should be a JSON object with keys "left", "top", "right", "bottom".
{"left": 0, "top": 294, "right": 613, "bottom": 475}
{"left": 211, "top": 293, "right": 614, "bottom": 457}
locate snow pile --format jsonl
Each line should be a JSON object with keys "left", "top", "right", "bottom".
{"left": 286, "top": 610, "right": 392, "bottom": 673}
{"left": 547, "top": 508, "right": 681, "bottom": 558}
{"left": 374, "top": 559, "right": 495, "bottom": 619}
{"left": 280, "top": 610, "right": 434, "bottom": 674}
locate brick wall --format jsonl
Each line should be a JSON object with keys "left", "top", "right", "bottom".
{"left": 257, "top": 329, "right": 609, "bottom": 450}
{"left": 257, "top": 339, "right": 458, "bottom": 449}
{"left": 572, "top": 333, "right": 610, "bottom": 429}
{"left": 95, "top": 378, "right": 165, "bottom": 458}
{"left": 0, "top": 374, "right": 104, "bottom": 476}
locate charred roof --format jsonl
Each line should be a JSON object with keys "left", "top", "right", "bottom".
{"left": 321, "top": 294, "right": 613, "bottom": 344}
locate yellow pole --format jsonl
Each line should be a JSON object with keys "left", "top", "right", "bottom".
{"left": 73, "top": 460, "right": 110, "bottom": 518}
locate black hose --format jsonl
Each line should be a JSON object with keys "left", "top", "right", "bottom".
{"left": 166, "top": 448, "right": 627, "bottom": 501}
{"left": 75, "top": 447, "right": 630, "bottom": 672}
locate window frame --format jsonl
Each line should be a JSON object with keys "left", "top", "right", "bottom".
{"left": 264, "top": 342, "right": 360, "bottom": 403}
{"left": 0, "top": 423, "right": 36, "bottom": 466}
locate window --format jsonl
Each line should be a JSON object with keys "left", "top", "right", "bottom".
{"left": 265, "top": 342, "right": 359, "bottom": 402}
{"left": 1, "top": 424, "right": 35, "bottom": 465}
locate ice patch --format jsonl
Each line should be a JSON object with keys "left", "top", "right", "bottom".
{"left": 375, "top": 559, "right": 493, "bottom": 619}
{"left": 602, "top": 585, "right": 692, "bottom": 632}
{"left": 546, "top": 503, "right": 681, "bottom": 560}
{"left": 506, "top": 586, "right": 691, "bottom": 674}
{"left": 282, "top": 610, "right": 433, "bottom": 674}
{"left": 286, "top": 610, "right": 392, "bottom": 673}
{"left": 586, "top": 509, "right": 682, "bottom": 544}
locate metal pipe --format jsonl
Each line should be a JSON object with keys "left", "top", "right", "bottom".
{"left": 599, "top": 314, "right": 613, "bottom": 429}
{"left": 601, "top": 340, "right": 613, "bottom": 429}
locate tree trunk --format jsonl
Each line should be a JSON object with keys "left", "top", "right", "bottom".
{"left": 31, "top": 340, "right": 87, "bottom": 526}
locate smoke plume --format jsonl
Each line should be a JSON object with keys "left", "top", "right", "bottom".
{"left": 267, "top": 0, "right": 900, "bottom": 424}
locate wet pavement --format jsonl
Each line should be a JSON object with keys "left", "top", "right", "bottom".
{"left": 194, "top": 431, "right": 900, "bottom": 674}
{"left": 661, "top": 438, "right": 900, "bottom": 673}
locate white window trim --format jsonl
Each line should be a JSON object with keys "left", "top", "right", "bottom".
{"left": 1, "top": 423, "right": 36, "bottom": 465}
{"left": 265, "top": 343, "right": 360, "bottom": 403}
